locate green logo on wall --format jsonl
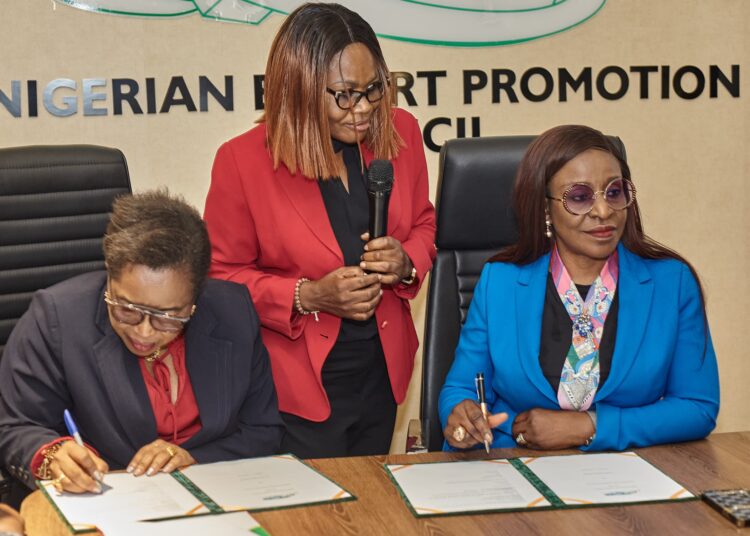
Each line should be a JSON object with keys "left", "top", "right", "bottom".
{"left": 55, "top": 0, "right": 606, "bottom": 46}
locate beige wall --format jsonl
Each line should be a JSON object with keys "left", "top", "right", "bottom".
{"left": 1, "top": 1, "right": 747, "bottom": 450}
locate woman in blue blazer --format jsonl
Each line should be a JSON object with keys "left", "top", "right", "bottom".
{"left": 439, "top": 125, "right": 719, "bottom": 452}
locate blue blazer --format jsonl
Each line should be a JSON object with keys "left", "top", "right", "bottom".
{"left": 0, "top": 272, "right": 284, "bottom": 488}
{"left": 439, "top": 244, "right": 720, "bottom": 451}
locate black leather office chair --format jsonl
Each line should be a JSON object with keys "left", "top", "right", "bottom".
{"left": 0, "top": 144, "right": 131, "bottom": 505}
{"left": 418, "top": 134, "right": 626, "bottom": 452}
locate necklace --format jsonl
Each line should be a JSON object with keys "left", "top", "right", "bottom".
{"left": 144, "top": 346, "right": 166, "bottom": 363}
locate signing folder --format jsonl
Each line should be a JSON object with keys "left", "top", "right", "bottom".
{"left": 39, "top": 454, "right": 354, "bottom": 533}
{"left": 386, "top": 452, "right": 694, "bottom": 517}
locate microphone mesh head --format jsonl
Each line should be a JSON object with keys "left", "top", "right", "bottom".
{"left": 367, "top": 160, "right": 394, "bottom": 193}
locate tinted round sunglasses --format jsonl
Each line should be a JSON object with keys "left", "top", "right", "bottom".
{"left": 546, "top": 178, "right": 636, "bottom": 216}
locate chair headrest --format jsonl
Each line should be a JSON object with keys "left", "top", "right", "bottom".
{"left": 435, "top": 136, "right": 533, "bottom": 250}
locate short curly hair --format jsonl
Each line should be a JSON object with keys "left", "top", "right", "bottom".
{"left": 103, "top": 189, "right": 211, "bottom": 298}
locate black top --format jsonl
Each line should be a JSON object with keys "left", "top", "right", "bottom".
{"left": 318, "top": 139, "right": 378, "bottom": 341}
{"left": 538, "top": 273, "right": 619, "bottom": 394}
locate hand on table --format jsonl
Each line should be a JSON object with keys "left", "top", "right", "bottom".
{"left": 127, "top": 439, "right": 195, "bottom": 477}
{"left": 299, "top": 266, "right": 382, "bottom": 321}
{"left": 0, "top": 503, "right": 24, "bottom": 535}
{"left": 48, "top": 441, "right": 108, "bottom": 494}
{"left": 444, "top": 400, "right": 508, "bottom": 449}
{"left": 511, "top": 408, "right": 595, "bottom": 450}
{"left": 359, "top": 233, "right": 414, "bottom": 286}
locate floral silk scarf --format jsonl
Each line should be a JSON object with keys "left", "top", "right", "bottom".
{"left": 550, "top": 246, "right": 619, "bottom": 411}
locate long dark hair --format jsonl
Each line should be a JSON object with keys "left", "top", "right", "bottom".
{"left": 491, "top": 125, "right": 706, "bottom": 309}
{"left": 261, "top": 2, "right": 401, "bottom": 179}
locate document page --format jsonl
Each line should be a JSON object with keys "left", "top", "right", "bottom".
{"left": 523, "top": 452, "right": 694, "bottom": 505}
{"left": 91, "top": 511, "right": 267, "bottom": 536}
{"left": 180, "top": 454, "right": 353, "bottom": 511}
{"left": 386, "top": 459, "right": 549, "bottom": 516}
{"left": 40, "top": 472, "right": 204, "bottom": 531}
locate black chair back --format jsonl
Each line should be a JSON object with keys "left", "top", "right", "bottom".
{"left": 420, "top": 134, "right": 625, "bottom": 451}
{"left": 0, "top": 145, "right": 131, "bottom": 359}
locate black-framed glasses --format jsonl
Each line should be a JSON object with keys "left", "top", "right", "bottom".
{"left": 326, "top": 81, "right": 385, "bottom": 110}
{"left": 547, "top": 178, "right": 636, "bottom": 216}
{"left": 104, "top": 290, "right": 195, "bottom": 332}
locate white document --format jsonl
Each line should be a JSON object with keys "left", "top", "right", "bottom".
{"left": 92, "top": 511, "right": 265, "bottom": 536}
{"left": 523, "top": 452, "right": 694, "bottom": 505}
{"left": 386, "top": 459, "right": 550, "bottom": 515}
{"left": 181, "top": 454, "right": 352, "bottom": 511}
{"left": 40, "top": 472, "right": 205, "bottom": 531}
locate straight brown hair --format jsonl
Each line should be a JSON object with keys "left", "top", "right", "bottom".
{"left": 260, "top": 3, "right": 402, "bottom": 179}
{"left": 491, "top": 125, "right": 706, "bottom": 310}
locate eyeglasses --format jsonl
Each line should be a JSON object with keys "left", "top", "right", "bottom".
{"left": 104, "top": 290, "right": 195, "bottom": 332}
{"left": 547, "top": 178, "right": 636, "bottom": 216}
{"left": 326, "top": 81, "right": 385, "bottom": 110}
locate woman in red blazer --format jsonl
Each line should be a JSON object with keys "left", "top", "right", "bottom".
{"left": 204, "top": 3, "right": 436, "bottom": 458}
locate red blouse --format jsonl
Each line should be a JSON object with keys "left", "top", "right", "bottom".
{"left": 138, "top": 336, "right": 202, "bottom": 445}
{"left": 31, "top": 337, "right": 201, "bottom": 476}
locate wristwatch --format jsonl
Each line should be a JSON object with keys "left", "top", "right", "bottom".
{"left": 401, "top": 266, "right": 417, "bottom": 286}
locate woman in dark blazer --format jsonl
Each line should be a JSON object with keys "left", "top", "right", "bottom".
{"left": 204, "top": 4, "right": 436, "bottom": 458}
{"left": 439, "top": 125, "right": 719, "bottom": 452}
{"left": 0, "top": 191, "right": 283, "bottom": 494}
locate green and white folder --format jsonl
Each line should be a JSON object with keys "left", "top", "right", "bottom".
{"left": 386, "top": 451, "right": 695, "bottom": 517}
{"left": 39, "top": 453, "right": 354, "bottom": 534}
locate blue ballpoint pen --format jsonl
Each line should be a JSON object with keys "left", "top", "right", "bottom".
{"left": 63, "top": 409, "right": 104, "bottom": 484}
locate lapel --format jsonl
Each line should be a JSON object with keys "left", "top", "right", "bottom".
{"left": 276, "top": 166, "right": 342, "bottom": 261}
{"left": 360, "top": 144, "right": 402, "bottom": 234}
{"left": 595, "top": 244, "right": 654, "bottom": 400}
{"left": 92, "top": 296, "right": 156, "bottom": 450}
{"left": 181, "top": 302, "right": 233, "bottom": 449}
{"left": 515, "top": 253, "right": 558, "bottom": 404}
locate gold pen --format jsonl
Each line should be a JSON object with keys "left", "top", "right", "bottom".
{"left": 475, "top": 372, "right": 490, "bottom": 453}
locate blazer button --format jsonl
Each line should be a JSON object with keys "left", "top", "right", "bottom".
{"left": 381, "top": 320, "right": 388, "bottom": 329}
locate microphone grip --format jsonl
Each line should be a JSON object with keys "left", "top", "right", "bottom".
{"left": 368, "top": 190, "right": 390, "bottom": 239}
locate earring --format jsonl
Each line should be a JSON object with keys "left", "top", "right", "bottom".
{"left": 545, "top": 214, "right": 552, "bottom": 238}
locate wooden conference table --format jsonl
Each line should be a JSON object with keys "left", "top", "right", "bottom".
{"left": 22, "top": 431, "right": 750, "bottom": 535}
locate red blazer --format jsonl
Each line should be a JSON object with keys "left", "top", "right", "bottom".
{"left": 204, "top": 109, "right": 436, "bottom": 421}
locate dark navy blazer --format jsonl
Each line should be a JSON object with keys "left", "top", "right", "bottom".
{"left": 439, "top": 244, "right": 720, "bottom": 451}
{"left": 0, "top": 271, "right": 284, "bottom": 488}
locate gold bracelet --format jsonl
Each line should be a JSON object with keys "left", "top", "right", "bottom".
{"left": 294, "top": 278, "right": 319, "bottom": 321}
{"left": 37, "top": 441, "right": 67, "bottom": 480}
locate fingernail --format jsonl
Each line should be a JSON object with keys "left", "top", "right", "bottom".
{"left": 146, "top": 467, "right": 155, "bottom": 476}
{"left": 94, "top": 471, "right": 104, "bottom": 482}
{"left": 126, "top": 465, "right": 134, "bottom": 473}
{"left": 91, "top": 483, "right": 102, "bottom": 494}
{"left": 485, "top": 433, "right": 493, "bottom": 442}
{"left": 360, "top": 262, "right": 366, "bottom": 268}
{"left": 364, "top": 245, "right": 369, "bottom": 251}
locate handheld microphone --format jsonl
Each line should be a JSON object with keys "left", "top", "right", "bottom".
{"left": 367, "top": 160, "right": 394, "bottom": 239}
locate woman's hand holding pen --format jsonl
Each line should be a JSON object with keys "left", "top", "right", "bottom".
{"left": 359, "top": 233, "right": 413, "bottom": 285}
{"left": 512, "top": 408, "right": 594, "bottom": 450}
{"left": 444, "top": 400, "right": 508, "bottom": 449}
{"left": 127, "top": 439, "right": 195, "bottom": 477}
{"left": 299, "top": 266, "right": 382, "bottom": 321}
{"left": 48, "top": 441, "right": 108, "bottom": 494}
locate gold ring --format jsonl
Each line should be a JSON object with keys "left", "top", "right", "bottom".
{"left": 51, "top": 472, "right": 67, "bottom": 485}
{"left": 165, "top": 446, "right": 177, "bottom": 457}
{"left": 452, "top": 425, "right": 467, "bottom": 442}
{"left": 515, "top": 432, "right": 527, "bottom": 446}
